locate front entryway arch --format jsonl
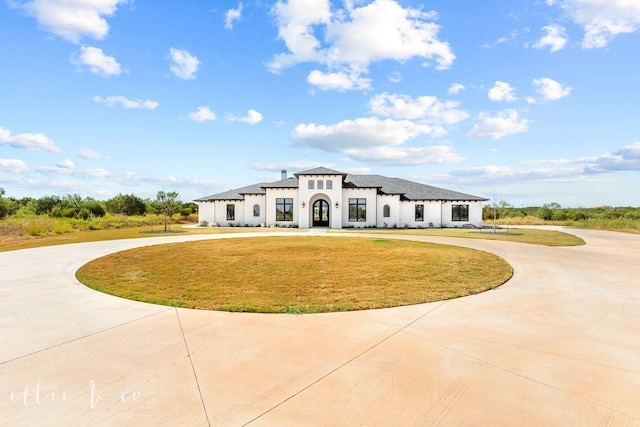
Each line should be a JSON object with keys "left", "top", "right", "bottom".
{"left": 312, "top": 199, "right": 330, "bottom": 227}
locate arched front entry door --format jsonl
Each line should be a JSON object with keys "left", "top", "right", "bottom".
{"left": 312, "top": 200, "right": 330, "bottom": 227}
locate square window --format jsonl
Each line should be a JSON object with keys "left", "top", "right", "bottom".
{"left": 452, "top": 204, "right": 469, "bottom": 221}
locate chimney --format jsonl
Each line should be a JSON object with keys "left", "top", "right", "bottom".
{"left": 281, "top": 169, "right": 287, "bottom": 180}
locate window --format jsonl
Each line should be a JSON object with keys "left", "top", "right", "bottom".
{"left": 226, "top": 204, "right": 235, "bottom": 221}
{"left": 253, "top": 204, "right": 260, "bottom": 217}
{"left": 452, "top": 204, "right": 469, "bottom": 221}
{"left": 383, "top": 204, "right": 390, "bottom": 218}
{"left": 415, "top": 204, "right": 424, "bottom": 222}
{"left": 317, "top": 180, "right": 323, "bottom": 190}
{"left": 348, "top": 198, "right": 366, "bottom": 222}
{"left": 308, "top": 180, "right": 314, "bottom": 189}
{"left": 326, "top": 180, "right": 332, "bottom": 190}
{"left": 276, "top": 198, "right": 293, "bottom": 221}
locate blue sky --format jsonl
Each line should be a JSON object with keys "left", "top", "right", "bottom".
{"left": 1, "top": 0, "right": 639, "bottom": 207}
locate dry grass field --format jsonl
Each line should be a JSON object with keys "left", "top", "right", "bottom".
{"left": 76, "top": 236, "right": 513, "bottom": 314}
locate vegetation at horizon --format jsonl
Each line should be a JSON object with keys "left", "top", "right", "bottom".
{"left": 0, "top": 186, "right": 637, "bottom": 252}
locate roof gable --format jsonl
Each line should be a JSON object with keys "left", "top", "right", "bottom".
{"left": 294, "top": 167, "right": 347, "bottom": 178}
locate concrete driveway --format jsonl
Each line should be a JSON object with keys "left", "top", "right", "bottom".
{"left": 1, "top": 228, "right": 639, "bottom": 426}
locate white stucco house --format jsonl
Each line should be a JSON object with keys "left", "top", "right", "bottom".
{"left": 195, "top": 167, "right": 487, "bottom": 229}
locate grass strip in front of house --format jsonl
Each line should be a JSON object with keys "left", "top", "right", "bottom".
{"left": 0, "top": 224, "right": 302, "bottom": 253}
{"left": 76, "top": 236, "right": 512, "bottom": 313}
{"left": 337, "top": 227, "right": 585, "bottom": 246}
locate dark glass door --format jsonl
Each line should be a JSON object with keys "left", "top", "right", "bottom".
{"left": 313, "top": 200, "right": 330, "bottom": 227}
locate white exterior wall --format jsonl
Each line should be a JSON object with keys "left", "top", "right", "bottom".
{"left": 424, "top": 201, "right": 443, "bottom": 228}
{"left": 342, "top": 188, "right": 377, "bottom": 228}
{"left": 398, "top": 200, "right": 444, "bottom": 228}
{"left": 242, "top": 194, "right": 265, "bottom": 226}
{"left": 376, "top": 194, "right": 401, "bottom": 228}
{"left": 264, "top": 188, "right": 298, "bottom": 227}
{"left": 214, "top": 200, "right": 244, "bottom": 226}
{"left": 297, "top": 174, "right": 344, "bottom": 229}
{"left": 440, "top": 200, "right": 484, "bottom": 228}
{"left": 197, "top": 201, "right": 215, "bottom": 224}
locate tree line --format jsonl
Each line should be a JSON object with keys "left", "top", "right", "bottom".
{"left": 482, "top": 201, "right": 640, "bottom": 222}
{"left": 0, "top": 187, "right": 197, "bottom": 221}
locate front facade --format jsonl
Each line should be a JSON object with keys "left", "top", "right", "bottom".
{"left": 195, "top": 167, "right": 486, "bottom": 229}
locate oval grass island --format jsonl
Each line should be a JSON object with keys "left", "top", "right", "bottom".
{"left": 76, "top": 236, "right": 513, "bottom": 314}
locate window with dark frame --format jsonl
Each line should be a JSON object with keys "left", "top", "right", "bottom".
{"left": 226, "top": 204, "right": 235, "bottom": 221}
{"left": 276, "top": 198, "right": 293, "bottom": 221}
{"left": 253, "top": 204, "right": 260, "bottom": 217}
{"left": 452, "top": 204, "right": 469, "bottom": 221}
{"left": 348, "top": 198, "right": 366, "bottom": 222}
{"left": 415, "top": 204, "right": 424, "bottom": 221}
{"left": 383, "top": 204, "right": 390, "bottom": 218}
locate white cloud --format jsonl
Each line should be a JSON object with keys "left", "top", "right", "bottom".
{"left": 57, "top": 159, "right": 75, "bottom": 169}
{"left": 534, "top": 25, "right": 568, "bottom": 52}
{"left": 251, "top": 161, "right": 336, "bottom": 172}
{"left": 269, "top": 0, "right": 454, "bottom": 89}
{"left": 483, "top": 30, "right": 519, "bottom": 48}
{"left": 13, "top": 0, "right": 127, "bottom": 43}
{"left": 532, "top": 77, "right": 572, "bottom": 101}
{"left": 292, "top": 117, "right": 436, "bottom": 151}
{"left": 467, "top": 109, "right": 531, "bottom": 139}
{"left": 368, "top": 93, "right": 469, "bottom": 125}
{"left": 240, "top": 109, "right": 263, "bottom": 125}
{"left": 0, "top": 159, "right": 29, "bottom": 174}
{"left": 388, "top": 72, "right": 402, "bottom": 84}
{"left": 290, "top": 116, "right": 460, "bottom": 165}
{"left": 448, "top": 83, "right": 465, "bottom": 95}
{"left": 446, "top": 141, "right": 640, "bottom": 186}
{"left": 551, "top": 0, "right": 640, "bottom": 48}
{"left": 307, "top": 70, "right": 372, "bottom": 91}
{"left": 169, "top": 48, "right": 200, "bottom": 80}
{"left": 345, "top": 145, "right": 463, "bottom": 165}
{"left": 228, "top": 109, "right": 263, "bottom": 125}
{"left": 584, "top": 142, "right": 640, "bottom": 173}
{"left": 488, "top": 81, "right": 517, "bottom": 102}
{"left": 93, "top": 96, "right": 158, "bottom": 109}
{"left": 225, "top": 3, "right": 243, "bottom": 30}
{"left": 188, "top": 106, "right": 217, "bottom": 122}
{"left": 76, "top": 46, "right": 121, "bottom": 76}
{"left": 0, "top": 126, "right": 62, "bottom": 153}
{"left": 449, "top": 164, "right": 582, "bottom": 184}
{"left": 78, "top": 148, "right": 109, "bottom": 160}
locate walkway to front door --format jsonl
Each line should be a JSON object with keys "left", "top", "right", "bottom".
{"left": 312, "top": 200, "right": 329, "bottom": 227}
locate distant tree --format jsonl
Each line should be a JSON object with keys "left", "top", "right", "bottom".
{"left": 84, "top": 198, "right": 106, "bottom": 218}
{"left": 106, "top": 194, "right": 146, "bottom": 216}
{"left": 35, "top": 195, "right": 62, "bottom": 215}
{"left": 536, "top": 205, "right": 553, "bottom": 221}
{"left": 154, "top": 190, "right": 180, "bottom": 232}
{"left": 180, "top": 202, "right": 198, "bottom": 217}
{"left": 0, "top": 187, "right": 7, "bottom": 219}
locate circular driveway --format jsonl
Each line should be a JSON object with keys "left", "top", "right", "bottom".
{"left": 1, "top": 228, "right": 639, "bottom": 426}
